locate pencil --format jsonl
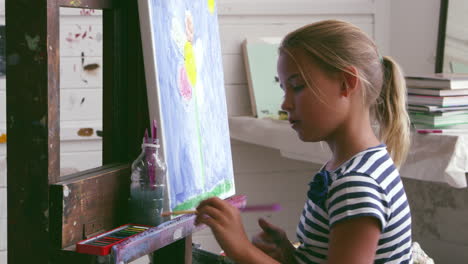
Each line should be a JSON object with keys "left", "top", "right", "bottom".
{"left": 161, "top": 203, "right": 281, "bottom": 217}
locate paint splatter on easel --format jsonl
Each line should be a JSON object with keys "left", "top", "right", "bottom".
{"left": 80, "top": 9, "right": 96, "bottom": 16}
{"left": 24, "top": 34, "right": 45, "bottom": 63}
{"left": 25, "top": 34, "right": 40, "bottom": 51}
{"left": 70, "top": 0, "right": 82, "bottom": 7}
{"left": 0, "top": 134, "right": 6, "bottom": 144}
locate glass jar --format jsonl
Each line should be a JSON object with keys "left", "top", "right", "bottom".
{"left": 128, "top": 139, "right": 166, "bottom": 226}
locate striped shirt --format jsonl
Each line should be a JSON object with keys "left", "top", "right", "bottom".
{"left": 295, "top": 144, "right": 412, "bottom": 263}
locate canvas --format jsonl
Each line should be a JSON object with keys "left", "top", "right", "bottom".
{"left": 138, "top": 0, "right": 235, "bottom": 211}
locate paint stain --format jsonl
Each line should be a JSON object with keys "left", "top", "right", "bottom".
{"left": 80, "top": 97, "right": 85, "bottom": 105}
{"left": 80, "top": 9, "right": 95, "bottom": 16}
{"left": 0, "top": 133, "right": 6, "bottom": 144}
{"left": 83, "top": 63, "right": 99, "bottom": 72}
{"left": 25, "top": 34, "right": 40, "bottom": 51}
{"left": 70, "top": 0, "right": 82, "bottom": 7}
{"left": 63, "top": 186, "right": 70, "bottom": 197}
{"left": 77, "top": 128, "right": 94, "bottom": 137}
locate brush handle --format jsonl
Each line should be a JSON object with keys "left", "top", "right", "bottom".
{"left": 240, "top": 203, "right": 281, "bottom": 212}
{"left": 161, "top": 210, "right": 196, "bottom": 217}
{"left": 161, "top": 203, "right": 281, "bottom": 217}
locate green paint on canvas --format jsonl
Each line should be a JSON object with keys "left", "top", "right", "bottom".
{"left": 245, "top": 42, "right": 283, "bottom": 119}
{"left": 172, "top": 180, "right": 233, "bottom": 211}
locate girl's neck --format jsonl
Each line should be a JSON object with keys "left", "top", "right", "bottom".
{"left": 324, "top": 112, "right": 380, "bottom": 172}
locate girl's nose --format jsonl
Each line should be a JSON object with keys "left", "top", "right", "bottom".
{"left": 281, "top": 92, "right": 293, "bottom": 112}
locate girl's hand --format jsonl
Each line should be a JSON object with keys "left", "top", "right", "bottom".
{"left": 194, "top": 197, "right": 251, "bottom": 259}
{"left": 252, "top": 218, "right": 297, "bottom": 263}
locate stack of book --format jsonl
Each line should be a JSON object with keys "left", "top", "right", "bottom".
{"left": 405, "top": 73, "right": 468, "bottom": 133}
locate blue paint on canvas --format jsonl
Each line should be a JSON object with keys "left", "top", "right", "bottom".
{"left": 149, "top": 0, "right": 235, "bottom": 210}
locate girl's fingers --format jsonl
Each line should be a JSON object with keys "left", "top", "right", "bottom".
{"left": 252, "top": 240, "right": 277, "bottom": 251}
{"left": 195, "top": 213, "right": 220, "bottom": 231}
{"left": 197, "top": 203, "right": 225, "bottom": 222}
{"left": 197, "top": 197, "right": 239, "bottom": 224}
{"left": 258, "top": 218, "right": 285, "bottom": 242}
{"left": 252, "top": 232, "right": 275, "bottom": 244}
{"left": 259, "top": 218, "right": 280, "bottom": 234}
{"left": 196, "top": 197, "right": 224, "bottom": 210}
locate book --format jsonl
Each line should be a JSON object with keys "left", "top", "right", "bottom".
{"left": 409, "top": 109, "right": 468, "bottom": 117}
{"left": 407, "top": 87, "right": 468, "bottom": 96}
{"left": 242, "top": 38, "right": 283, "bottom": 119}
{"left": 408, "top": 104, "right": 468, "bottom": 112}
{"left": 416, "top": 129, "right": 468, "bottom": 134}
{"left": 405, "top": 73, "right": 468, "bottom": 89}
{"left": 407, "top": 95, "right": 468, "bottom": 107}
{"left": 409, "top": 112, "right": 468, "bottom": 127}
{"left": 412, "top": 122, "right": 468, "bottom": 130}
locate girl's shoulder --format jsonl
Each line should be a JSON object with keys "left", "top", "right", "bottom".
{"left": 329, "top": 149, "right": 404, "bottom": 202}
{"left": 333, "top": 144, "right": 395, "bottom": 179}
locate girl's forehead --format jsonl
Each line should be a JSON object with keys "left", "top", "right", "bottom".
{"left": 277, "top": 53, "right": 302, "bottom": 75}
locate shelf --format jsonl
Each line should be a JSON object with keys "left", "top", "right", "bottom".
{"left": 229, "top": 116, "right": 331, "bottom": 164}
{"left": 229, "top": 116, "right": 468, "bottom": 188}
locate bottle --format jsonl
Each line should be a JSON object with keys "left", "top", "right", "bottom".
{"left": 128, "top": 138, "right": 166, "bottom": 226}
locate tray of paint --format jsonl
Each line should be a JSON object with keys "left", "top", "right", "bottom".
{"left": 76, "top": 224, "right": 151, "bottom": 255}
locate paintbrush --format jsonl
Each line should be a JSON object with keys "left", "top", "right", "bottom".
{"left": 161, "top": 203, "right": 282, "bottom": 217}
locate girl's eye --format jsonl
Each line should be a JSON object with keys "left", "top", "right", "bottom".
{"left": 292, "top": 85, "right": 305, "bottom": 92}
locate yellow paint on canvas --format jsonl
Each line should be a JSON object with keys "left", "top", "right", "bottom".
{"left": 0, "top": 134, "right": 6, "bottom": 144}
{"left": 208, "top": 0, "right": 215, "bottom": 13}
{"left": 184, "top": 42, "right": 197, "bottom": 86}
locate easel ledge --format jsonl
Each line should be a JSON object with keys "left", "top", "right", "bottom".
{"left": 112, "top": 195, "right": 246, "bottom": 263}
{"left": 55, "top": 195, "right": 246, "bottom": 263}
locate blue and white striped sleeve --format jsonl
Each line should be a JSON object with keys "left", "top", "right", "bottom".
{"left": 326, "top": 174, "right": 390, "bottom": 230}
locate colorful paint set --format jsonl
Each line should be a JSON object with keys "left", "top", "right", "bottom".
{"left": 76, "top": 224, "right": 151, "bottom": 255}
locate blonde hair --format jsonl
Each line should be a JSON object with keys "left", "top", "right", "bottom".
{"left": 280, "top": 20, "right": 410, "bottom": 167}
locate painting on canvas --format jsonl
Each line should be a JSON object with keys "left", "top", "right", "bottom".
{"left": 138, "top": 0, "right": 235, "bottom": 211}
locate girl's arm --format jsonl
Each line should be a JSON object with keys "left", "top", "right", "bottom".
{"left": 327, "top": 216, "right": 381, "bottom": 264}
{"left": 195, "top": 197, "right": 287, "bottom": 264}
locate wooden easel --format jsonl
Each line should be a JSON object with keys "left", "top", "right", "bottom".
{"left": 6, "top": 0, "right": 191, "bottom": 263}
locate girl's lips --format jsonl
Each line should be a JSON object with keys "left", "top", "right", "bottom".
{"left": 290, "top": 120, "right": 300, "bottom": 129}
{"left": 289, "top": 118, "right": 299, "bottom": 124}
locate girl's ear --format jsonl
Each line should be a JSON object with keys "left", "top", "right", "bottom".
{"left": 340, "top": 66, "right": 359, "bottom": 97}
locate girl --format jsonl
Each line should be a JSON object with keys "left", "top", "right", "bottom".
{"left": 195, "top": 19, "right": 412, "bottom": 264}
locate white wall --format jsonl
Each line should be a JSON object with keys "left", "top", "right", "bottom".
{"left": 221, "top": 0, "right": 389, "bottom": 116}
{"left": 389, "top": 0, "right": 440, "bottom": 75}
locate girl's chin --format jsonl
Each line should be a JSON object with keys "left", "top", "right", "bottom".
{"left": 296, "top": 130, "right": 321, "bottom": 142}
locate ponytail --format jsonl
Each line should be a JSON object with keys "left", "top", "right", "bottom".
{"left": 375, "top": 56, "right": 410, "bottom": 167}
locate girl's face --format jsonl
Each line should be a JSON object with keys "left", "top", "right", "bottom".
{"left": 277, "top": 50, "right": 349, "bottom": 142}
